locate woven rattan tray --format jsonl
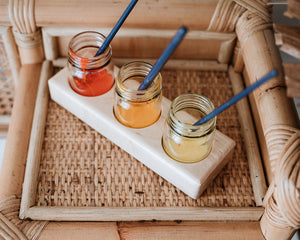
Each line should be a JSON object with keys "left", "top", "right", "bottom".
{"left": 20, "top": 60, "right": 266, "bottom": 221}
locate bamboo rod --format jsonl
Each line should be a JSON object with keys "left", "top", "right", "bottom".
{"left": 237, "top": 29, "right": 300, "bottom": 181}
{"left": 1, "top": 27, "right": 20, "bottom": 86}
{"left": 0, "top": 1, "right": 218, "bottom": 29}
{"left": 239, "top": 29, "right": 285, "bottom": 96}
{"left": 228, "top": 67, "right": 267, "bottom": 206}
{"left": 114, "top": 58, "right": 228, "bottom": 71}
{"left": 232, "top": 41, "right": 244, "bottom": 73}
{"left": 42, "top": 27, "right": 236, "bottom": 40}
{"left": 17, "top": 42, "right": 45, "bottom": 65}
{"left": 58, "top": 36, "right": 224, "bottom": 60}
{"left": 218, "top": 37, "right": 236, "bottom": 64}
{"left": 0, "top": 63, "right": 42, "bottom": 199}
{"left": 243, "top": 68, "right": 272, "bottom": 183}
{"left": 42, "top": 29, "right": 58, "bottom": 61}
{"left": 0, "top": 0, "right": 219, "bottom": 29}
{"left": 117, "top": 221, "right": 265, "bottom": 240}
{"left": 39, "top": 222, "right": 120, "bottom": 240}
{"left": 43, "top": 27, "right": 236, "bottom": 61}
{"left": 52, "top": 57, "right": 228, "bottom": 71}
{"left": 20, "top": 61, "right": 53, "bottom": 219}
{"left": 24, "top": 206, "right": 263, "bottom": 222}
{"left": 39, "top": 221, "right": 265, "bottom": 240}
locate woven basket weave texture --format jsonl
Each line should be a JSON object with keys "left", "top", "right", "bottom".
{"left": 0, "top": 36, "right": 14, "bottom": 115}
{"left": 36, "top": 69, "right": 255, "bottom": 208}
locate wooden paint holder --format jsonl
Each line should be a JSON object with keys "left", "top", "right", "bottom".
{"left": 48, "top": 67, "right": 235, "bottom": 200}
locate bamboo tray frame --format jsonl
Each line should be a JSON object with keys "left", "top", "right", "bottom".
{"left": 0, "top": 0, "right": 299, "bottom": 238}
{"left": 19, "top": 28, "right": 267, "bottom": 222}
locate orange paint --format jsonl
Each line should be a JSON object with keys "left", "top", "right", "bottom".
{"left": 70, "top": 69, "right": 114, "bottom": 97}
{"left": 113, "top": 61, "right": 162, "bottom": 128}
{"left": 69, "top": 52, "right": 114, "bottom": 97}
{"left": 115, "top": 97, "right": 161, "bottom": 128}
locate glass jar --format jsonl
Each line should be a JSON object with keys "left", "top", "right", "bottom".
{"left": 114, "top": 61, "right": 162, "bottom": 128}
{"left": 162, "top": 93, "right": 216, "bottom": 163}
{"left": 67, "top": 31, "right": 115, "bottom": 97}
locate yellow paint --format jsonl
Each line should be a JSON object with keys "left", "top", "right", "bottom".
{"left": 162, "top": 131, "right": 213, "bottom": 163}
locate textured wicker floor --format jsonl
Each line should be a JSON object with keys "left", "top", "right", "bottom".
{"left": 36, "top": 69, "right": 255, "bottom": 208}
{"left": 0, "top": 36, "right": 14, "bottom": 116}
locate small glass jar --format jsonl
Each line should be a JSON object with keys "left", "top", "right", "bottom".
{"left": 114, "top": 61, "right": 162, "bottom": 128}
{"left": 67, "top": 31, "right": 115, "bottom": 97}
{"left": 162, "top": 93, "right": 216, "bottom": 163}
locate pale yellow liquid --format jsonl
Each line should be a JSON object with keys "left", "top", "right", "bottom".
{"left": 162, "top": 97, "right": 215, "bottom": 163}
{"left": 163, "top": 132, "right": 213, "bottom": 163}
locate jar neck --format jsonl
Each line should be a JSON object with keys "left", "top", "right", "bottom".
{"left": 116, "top": 61, "right": 162, "bottom": 101}
{"left": 68, "top": 31, "right": 112, "bottom": 70}
{"left": 168, "top": 93, "right": 216, "bottom": 137}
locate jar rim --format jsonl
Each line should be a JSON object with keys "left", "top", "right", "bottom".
{"left": 168, "top": 93, "right": 216, "bottom": 137}
{"left": 116, "top": 61, "right": 162, "bottom": 101}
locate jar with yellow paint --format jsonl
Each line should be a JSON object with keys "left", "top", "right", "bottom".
{"left": 162, "top": 93, "right": 216, "bottom": 163}
{"left": 114, "top": 61, "right": 162, "bottom": 128}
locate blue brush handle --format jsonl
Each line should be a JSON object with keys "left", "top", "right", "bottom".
{"left": 193, "top": 69, "right": 278, "bottom": 126}
{"left": 94, "top": 0, "right": 138, "bottom": 57}
{"left": 138, "top": 26, "right": 188, "bottom": 90}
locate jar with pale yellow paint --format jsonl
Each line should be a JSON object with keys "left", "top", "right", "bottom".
{"left": 162, "top": 93, "right": 216, "bottom": 163}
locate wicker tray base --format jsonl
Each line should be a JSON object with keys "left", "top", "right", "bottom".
{"left": 20, "top": 63, "right": 261, "bottom": 221}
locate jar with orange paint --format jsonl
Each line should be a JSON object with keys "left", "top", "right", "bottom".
{"left": 67, "top": 31, "right": 115, "bottom": 97}
{"left": 114, "top": 61, "right": 162, "bottom": 128}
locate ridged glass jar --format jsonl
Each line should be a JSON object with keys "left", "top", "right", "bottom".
{"left": 67, "top": 31, "right": 114, "bottom": 97}
{"left": 162, "top": 93, "right": 216, "bottom": 163}
{"left": 114, "top": 61, "right": 162, "bottom": 128}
